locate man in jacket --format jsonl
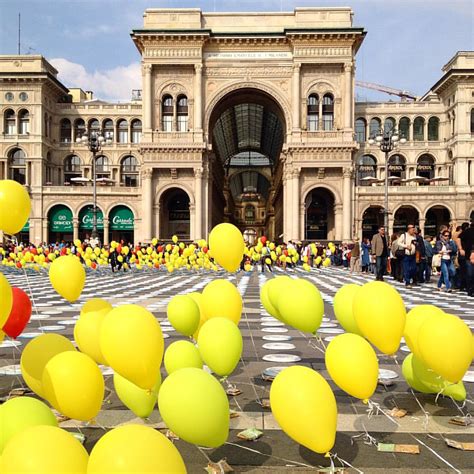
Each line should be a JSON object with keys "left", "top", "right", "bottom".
{"left": 371, "top": 226, "right": 388, "bottom": 281}
{"left": 397, "top": 224, "right": 417, "bottom": 287}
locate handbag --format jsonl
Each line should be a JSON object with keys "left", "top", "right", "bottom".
{"left": 432, "top": 253, "right": 441, "bottom": 268}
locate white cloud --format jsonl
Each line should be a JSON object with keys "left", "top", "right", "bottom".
{"left": 50, "top": 58, "right": 141, "bottom": 102}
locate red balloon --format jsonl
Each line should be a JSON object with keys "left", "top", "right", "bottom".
{"left": 117, "top": 244, "right": 122, "bottom": 254}
{"left": 15, "top": 262, "right": 22, "bottom": 269}
{"left": 284, "top": 250, "right": 289, "bottom": 256}
{"left": 261, "top": 236, "right": 267, "bottom": 245}
{"left": 157, "top": 246, "right": 164, "bottom": 253}
{"left": 2, "top": 287, "right": 32, "bottom": 338}
{"left": 203, "top": 246, "right": 208, "bottom": 253}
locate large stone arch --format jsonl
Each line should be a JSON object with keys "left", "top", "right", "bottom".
{"left": 104, "top": 202, "right": 138, "bottom": 219}
{"left": 301, "top": 182, "right": 342, "bottom": 206}
{"left": 303, "top": 185, "right": 338, "bottom": 240}
{"left": 75, "top": 201, "right": 106, "bottom": 218}
{"left": 155, "top": 182, "right": 195, "bottom": 206}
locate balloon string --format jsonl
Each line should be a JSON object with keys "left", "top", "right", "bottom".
{"left": 410, "top": 435, "right": 462, "bottom": 474}
{"left": 366, "top": 399, "right": 400, "bottom": 426}
{"left": 328, "top": 451, "right": 364, "bottom": 474}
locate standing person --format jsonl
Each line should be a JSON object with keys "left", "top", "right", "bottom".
{"left": 361, "top": 237, "right": 371, "bottom": 273}
{"left": 349, "top": 238, "right": 360, "bottom": 274}
{"left": 390, "top": 233, "right": 402, "bottom": 282}
{"left": 435, "top": 230, "right": 456, "bottom": 292}
{"left": 456, "top": 221, "right": 474, "bottom": 297}
{"left": 342, "top": 245, "right": 350, "bottom": 269}
{"left": 423, "top": 235, "right": 434, "bottom": 283}
{"left": 371, "top": 226, "right": 389, "bottom": 281}
{"left": 397, "top": 224, "right": 417, "bottom": 287}
{"left": 415, "top": 228, "right": 427, "bottom": 284}
{"left": 108, "top": 247, "right": 118, "bottom": 273}
{"left": 453, "top": 223, "right": 469, "bottom": 291}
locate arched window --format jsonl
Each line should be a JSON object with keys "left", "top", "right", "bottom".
{"left": 162, "top": 95, "right": 173, "bottom": 132}
{"left": 388, "top": 154, "right": 406, "bottom": 181}
{"left": 18, "top": 109, "right": 29, "bottom": 134}
{"left": 88, "top": 119, "right": 100, "bottom": 133}
{"left": 399, "top": 117, "right": 410, "bottom": 140}
{"left": 131, "top": 119, "right": 142, "bottom": 143}
{"left": 471, "top": 108, "right": 474, "bottom": 134}
{"left": 244, "top": 205, "right": 256, "bottom": 222}
{"left": 369, "top": 117, "right": 381, "bottom": 138}
{"left": 9, "top": 148, "right": 26, "bottom": 184}
{"left": 45, "top": 151, "right": 53, "bottom": 185}
{"left": 417, "top": 154, "right": 435, "bottom": 181}
{"left": 322, "top": 93, "right": 334, "bottom": 130}
{"left": 117, "top": 119, "right": 128, "bottom": 143}
{"left": 384, "top": 117, "right": 395, "bottom": 134}
{"left": 103, "top": 119, "right": 114, "bottom": 141}
{"left": 95, "top": 155, "right": 110, "bottom": 179}
{"left": 413, "top": 116, "right": 425, "bottom": 141}
{"left": 60, "top": 118, "right": 72, "bottom": 143}
{"left": 64, "top": 155, "right": 82, "bottom": 184}
{"left": 44, "top": 113, "right": 48, "bottom": 137}
{"left": 357, "top": 155, "right": 377, "bottom": 185}
{"left": 355, "top": 118, "right": 366, "bottom": 142}
{"left": 177, "top": 95, "right": 188, "bottom": 132}
{"left": 428, "top": 117, "right": 439, "bottom": 141}
{"left": 307, "top": 94, "right": 319, "bottom": 131}
{"left": 74, "top": 119, "right": 85, "bottom": 141}
{"left": 4, "top": 109, "right": 15, "bottom": 135}
{"left": 120, "top": 155, "right": 139, "bottom": 187}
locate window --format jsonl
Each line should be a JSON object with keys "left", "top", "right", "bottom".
{"left": 74, "top": 119, "right": 85, "bottom": 141}
{"left": 322, "top": 94, "right": 334, "bottom": 130}
{"left": 120, "top": 155, "right": 139, "bottom": 187}
{"left": 369, "top": 117, "right": 381, "bottom": 138}
{"left": 162, "top": 95, "right": 173, "bottom": 132}
{"left": 95, "top": 155, "right": 110, "bottom": 179}
{"left": 357, "top": 155, "right": 377, "bottom": 185}
{"left": 245, "top": 205, "right": 256, "bottom": 222}
{"left": 117, "top": 119, "right": 128, "bottom": 143}
{"left": 417, "top": 154, "right": 435, "bottom": 181}
{"left": 18, "top": 109, "right": 29, "bottom": 134}
{"left": 177, "top": 95, "right": 188, "bottom": 132}
{"left": 4, "top": 109, "right": 15, "bottom": 135}
{"left": 60, "top": 118, "right": 72, "bottom": 143}
{"left": 399, "top": 117, "right": 410, "bottom": 140}
{"left": 9, "top": 148, "right": 26, "bottom": 184}
{"left": 88, "top": 119, "right": 100, "bottom": 134}
{"left": 307, "top": 94, "right": 319, "bottom": 131}
{"left": 428, "top": 117, "right": 439, "bottom": 141}
{"left": 471, "top": 109, "right": 474, "bottom": 134}
{"left": 388, "top": 154, "right": 406, "bottom": 181}
{"left": 64, "top": 155, "right": 81, "bottom": 184}
{"left": 355, "top": 118, "right": 366, "bottom": 142}
{"left": 44, "top": 113, "right": 49, "bottom": 137}
{"left": 413, "top": 116, "right": 425, "bottom": 141}
{"left": 384, "top": 117, "right": 395, "bottom": 134}
{"left": 103, "top": 119, "right": 114, "bottom": 141}
{"left": 131, "top": 119, "right": 142, "bottom": 143}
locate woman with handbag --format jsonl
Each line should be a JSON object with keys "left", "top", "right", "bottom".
{"left": 435, "top": 230, "right": 456, "bottom": 292}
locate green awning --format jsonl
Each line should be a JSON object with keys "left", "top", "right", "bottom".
{"left": 109, "top": 206, "right": 134, "bottom": 230}
{"left": 21, "top": 220, "right": 30, "bottom": 232}
{"left": 49, "top": 205, "right": 73, "bottom": 232}
{"left": 79, "top": 206, "right": 104, "bottom": 230}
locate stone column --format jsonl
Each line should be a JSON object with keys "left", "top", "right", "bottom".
{"left": 143, "top": 64, "right": 153, "bottom": 131}
{"left": 283, "top": 167, "right": 291, "bottom": 241}
{"left": 342, "top": 167, "right": 352, "bottom": 240}
{"left": 388, "top": 214, "right": 394, "bottom": 237}
{"left": 418, "top": 218, "right": 426, "bottom": 237}
{"left": 344, "top": 63, "right": 353, "bottom": 129}
{"left": 292, "top": 63, "right": 301, "bottom": 130}
{"left": 189, "top": 204, "right": 196, "bottom": 240}
{"left": 73, "top": 218, "right": 79, "bottom": 242}
{"left": 194, "top": 64, "right": 203, "bottom": 131}
{"left": 334, "top": 204, "right": 343, "bottom": 241}
{"left": 291, "top": 168, "right": 300, "bottom": 240}
{"left": 42, "top": 220, "right": 49, "bottom": 244}
{"left": 103, "top": 218, "right": 109, "bottom": 245}
{"left": 141, "top": 168, "right": 153, "bottom": 241}
{"left": 194, "top": 168, "right": 203, "bottom": 239}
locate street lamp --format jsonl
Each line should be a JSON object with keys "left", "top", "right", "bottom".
{"left": 76, "top": 130, "right": 112, "bottom": 244}
{"left": 367, "top": 128, "right": 406, "bottom": 230}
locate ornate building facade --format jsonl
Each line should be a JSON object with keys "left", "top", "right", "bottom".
{"left": 1, "top": 8, "right": 473, "bottom": 244}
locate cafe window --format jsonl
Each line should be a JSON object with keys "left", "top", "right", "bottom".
{"left": 322, "top": 93, "right": 334, "bottom": 130}
{"left": 131, "top": 119, "right": 142, "bottom": 143}
{"left": 18, "top": 109, "right": 30, "bottom": 134}
{"left": 357, "top": 154, "right": 377, "bottom": 186}
{"left": 369, "top": 117, "right": 381, "bottom": 138}
{"left": 388, "top": 154, "right": 406, "bottom": 181}
{"left": 60, "top": 118, "right": 72, "bottom": 143}
{"left": 245, "top": 205, "right": 256, "bottom": 222}
{"left": 417, "top": 154, "right": 435, "bottom": 182}
{"left": 103, "top": 119, "right": 114, "bottom": 141}
{"left": 4, "top": 109, "right": 15, "bottom": 135}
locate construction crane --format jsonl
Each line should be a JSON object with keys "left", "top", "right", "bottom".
{"left": 355, "top": 81, "right": 417, "bottom": 101}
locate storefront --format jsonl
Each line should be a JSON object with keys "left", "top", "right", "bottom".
{"left": 48, "top": 205, "right": 73, "bottom": 243}
{"left": 109, "top": 206, "right": 134, "bottom": 244}
{"left": 79, "top": 205, "right": 104, "bottom": 242}
{"left": 17, "top": 220, "right": 30, "bottom": 244}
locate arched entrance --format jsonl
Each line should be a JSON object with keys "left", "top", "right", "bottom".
{"left": 109, "top": 205, "right": 135, "bottom": 244}
{"left": 393, "top": 206, "right": 419, "bottom": 235}
{"left": 304, "top": 188, "right": 335, "bottom": 240}
{"left": 48, "top": 204, "right": 73, "bottom": 243}
{"left": 425, "top": 205, "right": 451, "bottom": 238}
{"left": 160, "top": 188, "right": 190, "bottom": 239}
{"left": 208, "top": 88, "right": 286, "bottom": 240}
{"left": 362, "top": 205, "right": 384, "bottom": 239}
{"left": 78, "top": 205, "right": 104, "bottom": 242}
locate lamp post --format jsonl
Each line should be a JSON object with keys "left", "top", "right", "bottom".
{"left": 368, "top": 128, "right": 406, "bottom": 231}
{"left": 76, "top": 130, "right": 111, "bottom": 244}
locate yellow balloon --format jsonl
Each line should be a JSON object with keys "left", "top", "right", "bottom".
{"left": 1, "top": 425, "right": 88, "bottom": 474}
{"left": 418, "top": 313, "right": 472, "bottom": 383}
{"left": 100, "top": 304, "right": 164, "bottom": 389}
{"left": 353, "top": 281, "right": 406, "bottom": 355}
{"left": 88, "top": 424, "right": 186, "bottom": 474}
{"left": 158, "top": 368, "right": 229, "bottom": 448}
{"left": 0, "top": 273, "right": 13, "bottom": 328}
{"left": 270, "top": 366, "right": 337, "bottom": 454}
{"left": 81, "top": 298, "right": 112, "bottom": 317}
{"left": 164, "top": 340, "right": 203, "bottom": 374}
{"left": 277, "top": 279, "right": 324, "bottom": 333}
{"left": 172, "top": 235, "right": 178, "bottom": 244}
{"left": 260, "top": 278, "right": 283, "bottom": 320}
{"left": 402, "top": 353, "right": 434, "bottom": 394}
{"left": 325, "top": 333, "right": 378, "bottom": 400}
{"left": 267, "top": 276, "right": 292, "bottom": 316}
{"left": 202, "top": 279, "right": 242, "bottom": 324}
{"left": 42, "top": 351, "right": 104, "bottom": 421}
{"left": 20, "top": 334, "right": 76, "bottom": 398}
{"left": 114, "top": 372, "right": 161, "bottom": 418}
{"left": 74, "top": 309, "right": 109, "bottom": 365}
{"left": 198, "top": 317, "right": 242, "bottom": 376}
{"left": 0, "top": 180, "right": 31, "bottom": 235}
{"left": 49, "top": 255, "right": 86, "bottom": 302}
{"left": 0, "top": 330, "right": 5, "bottom": 344}
{"left": 208, "top": 223, "right": 244, "bottom": 272}
{"left": 167, "top": 295, "right": 200, "bottom": 336}
{"left": 333, "top": 284, "right": 362, "bottom": 335}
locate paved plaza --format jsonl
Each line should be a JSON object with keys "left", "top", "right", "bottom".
{"left": 0, "top": 266, "right": 473, "bottom": 473}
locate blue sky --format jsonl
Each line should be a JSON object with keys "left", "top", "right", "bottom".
{"left": 0, "top": 0, "right": 472, "bottom": 101}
